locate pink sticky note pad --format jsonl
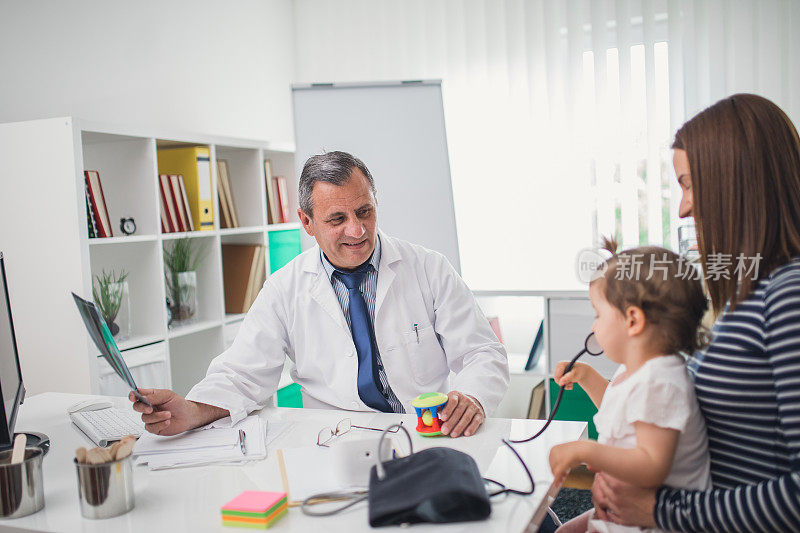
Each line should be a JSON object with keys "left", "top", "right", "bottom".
{"left": 222, "top": 491, "right": 287, "bottom": 513}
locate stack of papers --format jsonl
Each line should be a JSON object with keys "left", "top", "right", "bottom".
{"left": 133, "top": 415, "right": 267, "bottom": 470}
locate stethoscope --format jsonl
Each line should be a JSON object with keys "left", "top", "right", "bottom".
{"left": 485, "top": 332, "right": 605, "bottom": 497}
{"left": 510, "top": 332, "right": 604, "bottom": 444}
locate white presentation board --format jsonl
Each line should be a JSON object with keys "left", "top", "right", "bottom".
{"left": 292, "top": 81, "right": 461, "bottom": 273}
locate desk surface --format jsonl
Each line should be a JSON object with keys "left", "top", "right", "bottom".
{"left": 6, "top": 393, "right": 586, "bottom": 533}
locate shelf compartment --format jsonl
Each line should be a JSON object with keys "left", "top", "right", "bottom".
{"left": 216, "top": 146, "right": 266, "bottom": 228}
{"left": 81, "top": 134, "right": 159, "bottom": 237}
{"left": 89, "top": 240, "right": 165, "bottom": 346}
{"left": 162, "top": 233, "right": 223, "bottom": 326}
{"left": 263, "top": 151, "right": 297, "bottom": 224}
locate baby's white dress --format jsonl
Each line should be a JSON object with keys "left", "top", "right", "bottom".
{"left": 586, "top": 355, "right": 711, "bottom": 533}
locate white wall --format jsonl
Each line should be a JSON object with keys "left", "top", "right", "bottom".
{"left": 0, "top": 0, "right": 295, "bottom": 143}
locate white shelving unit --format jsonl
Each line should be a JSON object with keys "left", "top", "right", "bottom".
{"left": 0, "top": 117, "right": 302, "bottom": 397}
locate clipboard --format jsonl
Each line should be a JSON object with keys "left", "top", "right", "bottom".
{"left": 71, "top": 292, "right": 152, "bottom": 407}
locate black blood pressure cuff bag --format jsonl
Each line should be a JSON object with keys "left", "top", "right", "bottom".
{"left": 367, "top": 447, "right": 491, "bottom": 527}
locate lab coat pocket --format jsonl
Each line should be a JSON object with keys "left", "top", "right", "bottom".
{"left": 401, "top": 325, "right": 447, "bottom": 386}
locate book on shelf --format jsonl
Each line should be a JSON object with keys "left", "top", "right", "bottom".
{"left": 527, "top": 380, "right": 546, "bottom": 420}
{"left": 159, "top": 174, "right": 180, "bottom": 233}
{"left": 158, "top": 146, "right": 214, "bottom": 231}
{"left": 218, "top": 166, "right": 232, "bottom": 229}
{"left": 222, "top": 244, "right": 265, "bottom": 314}
{"left": 84, "top": 185, "right": 98, "bottom": 239}
{"left": 159, "top": 203, "right": 169, "bottom": 234}
{"left": 169, "top": 175, "right": 188, "bottom": 232}
{"left": 217, "top": 160, "right": 239, "bottom": 228}
{"left": 264, "top": 160, "right": 278, "bottom": 225}
{"left": 177, "top": 175, "right": 195, "bottom": 231}
{"left": 273, "top": 176, "right": 290, "bottom": 224}
{"left": 84, "top": 170, "right": 113, "bottom": 238}
{"left": 242, "top": 245, "right": 265, "bottom": 310}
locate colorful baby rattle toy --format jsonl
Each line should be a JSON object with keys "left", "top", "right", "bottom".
{"left": 411, "top": 392, "right": 449, "bottom": 437}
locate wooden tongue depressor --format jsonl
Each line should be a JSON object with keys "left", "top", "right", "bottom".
{"left": 108, "top": 441, "right": 122, "bottom": 459}
{"left": 10, "top": 434, "right": 26, "bottom": 464}
{"left": 75, "top": 435, "right": 137, "bottom": 464}
{"left": 75, "top": 447, "right": 88, "bottom": 464}
{"left": 86, "top": 447, "right": 112, "bottom": 464}
{"left": 114, "top": 436, "right": 135, "bottom": 460}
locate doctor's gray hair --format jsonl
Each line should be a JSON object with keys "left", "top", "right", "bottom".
{"left": 298, "top": 151, "right": 377, "bottom": 217}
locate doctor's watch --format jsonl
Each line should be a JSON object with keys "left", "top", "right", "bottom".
{"left": 120, "top": 217, "right": 136, "bottom": 235}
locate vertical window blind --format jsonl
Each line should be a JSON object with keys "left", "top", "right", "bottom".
{"left": 293, "top": 0, "right": 800, "bottom": 290}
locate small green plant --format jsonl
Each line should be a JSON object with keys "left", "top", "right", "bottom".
{"left": 92, "top": 269, "right": 129, "bottom": 335}
{"left": 163, "top": 238, "right": 205, "bottom": 274}
{"left": 164, "top": 238, "right": 206, "bottom": 322}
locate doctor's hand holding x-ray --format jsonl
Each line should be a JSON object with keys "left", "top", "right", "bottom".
{"left": 131, "top": 151, "right": 509, "bottom": 438}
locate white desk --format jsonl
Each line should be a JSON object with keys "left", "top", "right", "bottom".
{"left": 5, "top": 393, "right": 586, "bottom": 533}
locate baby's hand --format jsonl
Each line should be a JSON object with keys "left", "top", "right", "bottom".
{"left": 554, "top": 361, "right": 588, "bottom": 390}
{"left": 549, "top": 441, "right": 586, "bottom": 480}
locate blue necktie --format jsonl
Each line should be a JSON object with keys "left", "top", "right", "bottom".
{"left": 335, "top": 266, "right": 393, "bottom": 413}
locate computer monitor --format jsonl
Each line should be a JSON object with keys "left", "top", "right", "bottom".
{"left": 0, "top": 252, "right": 26, "bottom": 449}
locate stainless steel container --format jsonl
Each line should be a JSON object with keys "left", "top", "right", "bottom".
{"left": 0, "top": 447, "right": 45, "bottom": 519}
{"left": 74, "top": 454, "right": 135, "bottom": 519}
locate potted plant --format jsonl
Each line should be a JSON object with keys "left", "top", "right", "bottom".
{"left": 92, "top": 269, "right": 130, "bottom": 340}
{"left": 163, "top": 238, "right": 206, "bottom": 327}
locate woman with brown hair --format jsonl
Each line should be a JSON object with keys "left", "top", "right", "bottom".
{"left": 590, "top": 93, "right": 800, "bottom": 531}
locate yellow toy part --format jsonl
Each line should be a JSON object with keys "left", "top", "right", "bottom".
{"left": 411, "top": 392, "right": 448, "bottom": 409}
{"left": 421, "top": 410, "right": 434, "bottom": 426}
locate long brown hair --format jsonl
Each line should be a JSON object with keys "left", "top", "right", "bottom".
{"left": 672, "top": 93, "right": 800, "bottom": 313}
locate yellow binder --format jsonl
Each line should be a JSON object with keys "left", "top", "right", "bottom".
{"left": 157, "top": 146, "right": 214, "bottom": 230}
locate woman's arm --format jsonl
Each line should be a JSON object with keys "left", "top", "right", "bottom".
{"left": 655, "top": 474, "right": 800, "bottom": 532}
{"left": 553, "top": 361, "right": 609, "bottom": 407}
{"left": 550, "top": 421, "right": 679, "bottom": 487}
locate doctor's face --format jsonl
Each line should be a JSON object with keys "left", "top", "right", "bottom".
{"left": 299, "top": 169, "right": 378, "bottom": 270}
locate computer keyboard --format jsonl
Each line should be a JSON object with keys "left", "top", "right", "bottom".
{"left": 70, "top": 408, "right": 144, "bottom": 447}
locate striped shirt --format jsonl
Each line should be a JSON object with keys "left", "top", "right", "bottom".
{"left": 320, "top": 236, "right": 405, "bottom": 413}
{"left": 655, "top": 260, "right": 800, "bottom": 532}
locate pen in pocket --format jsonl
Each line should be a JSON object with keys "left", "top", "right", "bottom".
{"left": 413, "top": 323, "right": 419, "bottom": 344}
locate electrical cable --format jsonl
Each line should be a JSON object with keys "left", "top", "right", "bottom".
{"left": 300, "top": 490, "right": 369, "bottom": 517}
{"left": 483, "top": 437, "right": 536, "bottom": 497}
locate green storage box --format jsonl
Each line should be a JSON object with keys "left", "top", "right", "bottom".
{"left": 268, "top": 229, "right": 302, "bottom": 273}
{"left": 548, "top": 379, "right": 598, "bottom": 440}
{"left": 276, "top": 382, "right": 303, "bottom": 408}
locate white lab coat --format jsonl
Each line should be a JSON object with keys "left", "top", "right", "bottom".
{"left": 186, "top": 231, "right": 509, "bottom": 424}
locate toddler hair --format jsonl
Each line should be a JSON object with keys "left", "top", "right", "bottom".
{"left": 593, "top": 237, "right": 709, "bottom": 355}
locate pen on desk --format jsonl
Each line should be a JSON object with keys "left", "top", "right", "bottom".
{"left": 414, "top": 323, "right": 419, "bottom": 344}
{"left": 239, "top": 429, "right": 247, "bottom": 456}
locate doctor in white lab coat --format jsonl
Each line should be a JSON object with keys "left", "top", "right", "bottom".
{"left": 131, "top": 151, "right": 509, "bottom": 438}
